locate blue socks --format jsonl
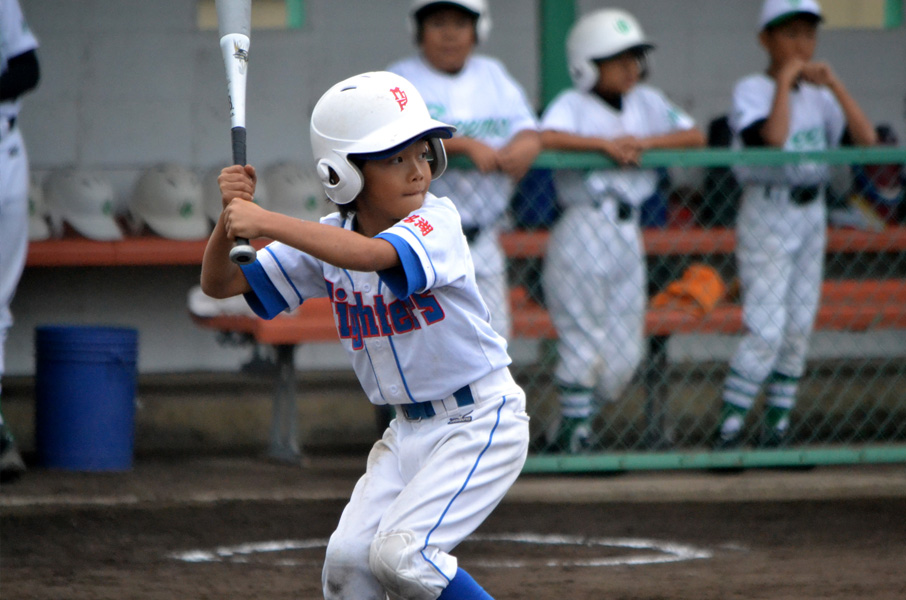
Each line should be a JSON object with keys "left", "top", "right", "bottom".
{"left": 437, "top": 568, "right": 494, "bottom": 600}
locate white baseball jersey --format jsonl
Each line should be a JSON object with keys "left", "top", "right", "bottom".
{"left": 730, "top": 73, "right": 846, "bottom": 186}
{"left": 541, "top": 85, "right": 695, "bottom": 209}
{"left": 240, "top": 192, "right": 511, "bottom": 405}
{"left": 1, "top": 0, "right": 39, "bottom": 384}
{"left": 387, "top": 54, "right": 539, "bottom": 229}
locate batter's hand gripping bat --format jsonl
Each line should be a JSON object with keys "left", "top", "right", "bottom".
{"left": 216, "top": 0, "right": 256, "bottom": 265}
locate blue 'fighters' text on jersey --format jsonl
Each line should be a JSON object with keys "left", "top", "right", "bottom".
{"left": 239, "top": 193, "right": 511, "bottom": 406}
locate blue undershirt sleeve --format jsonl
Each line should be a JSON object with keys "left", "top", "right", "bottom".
{"left": 376, "top": 232, "right": 426, "bottom": 300}
{"left": 240, "top": 261, "right": 290, "bottom": 319}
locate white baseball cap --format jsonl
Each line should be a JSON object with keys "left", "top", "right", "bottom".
{"left": 760, "top": 0, "right": 823, "bottom": 31}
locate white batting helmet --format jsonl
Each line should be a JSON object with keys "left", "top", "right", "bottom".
{"left": 28, "top": 174, "right": 51, "bottom": 241}
{"left": 310, "top": 71, "right": 455, "bottom": 205}
{"left": 44, "top": 169, "right": 123, "bottom": 240}
{"left": 567, "top": 9, "right": 654, "bottom": 92}
{"left": 201, "top": 164, "right": 270, "bottom": 225}
{"left": 129, "top": 163, "right": 209, "bottom": 240}
{"left": 262, "top": 162, "right": 328, "bottom": 222}
{"left": 409, "top": 0, "right": 492, "bottom": 44}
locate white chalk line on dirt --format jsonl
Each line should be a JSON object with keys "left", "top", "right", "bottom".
{"left": 168, "top": 533, "right": 714, "bottom": 568}
{"left": 0, "top": 488, "right": 350, "bottom": 509}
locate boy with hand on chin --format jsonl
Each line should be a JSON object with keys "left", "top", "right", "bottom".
{"left": 714, "top": 0, "right": 876, "bottom": 449}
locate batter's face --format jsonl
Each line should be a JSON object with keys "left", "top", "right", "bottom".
{"left": 594, "top": 51, "right": 642, "bottom": 96}
{"left": 358, "top": 141, "right": 433, "bottom": 231}
{"left": 419, "top": 7, "right": 477, "bottom": 74}
{"left": 760, "top": 17, "right": 818, "bottom": 66}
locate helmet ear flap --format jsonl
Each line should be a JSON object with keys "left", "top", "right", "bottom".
{"left": 316, "top": 160, "right": 338, "bottom": 186}
{"left": 316, "top": 158, "right": 362, "bottom": 205}
{"left": 427, "top": 137, "right": 448, "bottom": 179}
{"left": 570, "top": 61, "right": 598, "bottom": 92}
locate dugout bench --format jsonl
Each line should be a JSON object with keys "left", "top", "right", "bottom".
{"left": 186, "top": 225, "right": 906, "bottom": 460}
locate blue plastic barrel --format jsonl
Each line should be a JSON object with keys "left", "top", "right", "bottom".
{"left": 34, "top": 325, "right": 139, "bottom": 471}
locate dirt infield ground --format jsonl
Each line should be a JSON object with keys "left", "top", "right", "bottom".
{"left": 2, "top": 456, "right": 905, "bottom": 600}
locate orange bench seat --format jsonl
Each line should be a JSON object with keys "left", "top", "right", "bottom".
{"left": 192, "top": 278, "right": 906, "bottom": 346}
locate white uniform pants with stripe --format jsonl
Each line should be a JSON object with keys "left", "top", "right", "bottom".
{"left": 730, "top": 184, "right": 826, "bottom": 385}
{"left": 542, "top": 203, "right": 645, "bottom": 399}
{"left": 322, "top": 369, "right": 529, "bottom": 600}
{"left": 0, "top": 128, "right": 29, "bottom": 389}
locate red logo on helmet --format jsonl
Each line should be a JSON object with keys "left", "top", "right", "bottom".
{"left": 390, "top": 87, "right": 408, "bottom": 111}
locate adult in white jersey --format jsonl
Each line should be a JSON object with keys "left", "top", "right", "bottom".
{"left": 0, "top": 0, "right": 40, "bottom": 482}
{"left": 713, "top": 0, "right": 876, "bottom": 449}
{"left": 539, "top": 9, "right": 704, "bottom": 453}
{"left": 388, "top": 0, "right": 541, "bottom": 340}
{"left": 201, "top": 71, "right": 529, "bottom": 600}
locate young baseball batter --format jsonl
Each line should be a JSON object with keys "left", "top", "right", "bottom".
{"left": 713, "top": 0, "right": 876, "bottom": 449}
{"left": 201, "top": 71, "right": 529, "bottom": 600}
{"left": 387, "top": 0, "right": 541, "bottom": 340}
{"left": 539, "top": 8, "right": 705, "bottom": 453}
{"left": 1, "top": 0, "right": 40, "bottom": 482}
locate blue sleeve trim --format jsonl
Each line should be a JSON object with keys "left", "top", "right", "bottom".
{"left": 240, "top": 261, "right": 289, "bottom": 319}
{"left": 376, "top": 232, "right": 426, "bottom": 300}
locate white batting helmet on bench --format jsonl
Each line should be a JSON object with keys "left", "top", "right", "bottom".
{"left": 262, "top": 161, "right": 327, "bottom": 222}
{"left": 130, "top": 163, "right": 209, "bottom": 240}
{"left": 44, "top": 169, "right": 123, "bottom": 240}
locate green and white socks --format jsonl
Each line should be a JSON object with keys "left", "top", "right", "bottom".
{"left": 717, "top": 370, "right": 798, "bottom": 446}
{"left": 551, "top": 385, "right": 594, "bottom": 453}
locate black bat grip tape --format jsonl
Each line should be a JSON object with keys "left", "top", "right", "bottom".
{"left": 228, "top": 126, "right": 257, "bottom": 265}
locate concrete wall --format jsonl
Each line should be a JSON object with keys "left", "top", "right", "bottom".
{"left": 8, "top": 0, "right": 906, "bottom": 375}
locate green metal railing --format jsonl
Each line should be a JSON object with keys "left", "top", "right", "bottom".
{"left": 449, "top": 147, "right": 906, "bottom": 472}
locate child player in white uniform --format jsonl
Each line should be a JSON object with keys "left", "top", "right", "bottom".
{"left": 201, "top": 71, "right": 529, "bottom": 600}
{"left": 388, "top": 0, "right": 541, "bottom": 340}
{"left": 714, "top": 0, "right": 876, "bottom": 449}
{"left": 540, "top": 9, "right": 704, "bottom": 453}
{"left": 1, "top": 0, "right": 40, "bottom": 481}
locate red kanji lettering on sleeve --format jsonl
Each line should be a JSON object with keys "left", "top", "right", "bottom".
{"left": 403, "top": 215, "right": 434, "bottom": 236}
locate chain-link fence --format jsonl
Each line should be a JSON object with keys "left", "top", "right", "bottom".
{"left": 449, "top": 144, "right": 906, "bottom": 472}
